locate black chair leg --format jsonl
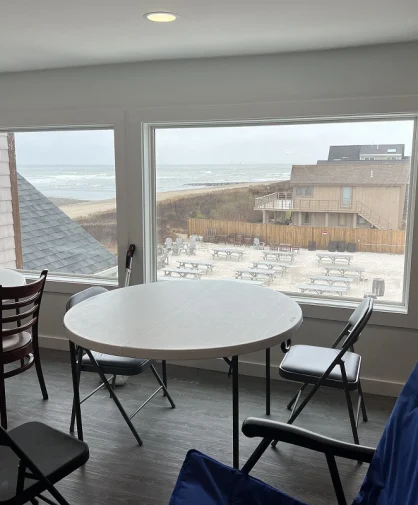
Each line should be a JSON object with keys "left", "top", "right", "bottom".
{"left": 287, "top": 383, "right": 308, "bottom": 411}
{"left": 357, "top": 379, "right": 368, "bottom": 422}
{"left": 272, "top": 380, "right": 323, "bottom": 448}
{"left": 150, "top": 365, "right": 175, "bottom": 408}
{"left": 70, "top": 347, "right": 83, "bottom": 434}
{"left": 109, "top": 375, "right": 116, "bottom": 398}
{"left": 162, "top": 360, "right": 167, "bottom": 397}
{"left": 341, "top": 365, "right": 359, "bottom": 445}
{"left": 326, "top": 453, "right": 347, "bottom": 505}
{"left": 32, "top": 342, "right": 48, "bottom": 400}
{"left": 0, "top": 363, "right": 7, "bottom": 429}
{"left": 84, "top": 349, "right": 143, "bottom": 446}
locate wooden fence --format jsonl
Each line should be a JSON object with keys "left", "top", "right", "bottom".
{"left": 188, "top": 218, "right": 406, "bottom": 254}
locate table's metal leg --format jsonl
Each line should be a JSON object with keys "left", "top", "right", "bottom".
{"left": 69, "top": 341, "right": 83, "bottom": 441}
{"left": 266, "top": 348, "right": 271, "bottom": 416}
{"left": 162, "top": 360, "right": 168, "bottom": 397}
{"left": 232, "top": 355, "right": 239, "bottom": 469}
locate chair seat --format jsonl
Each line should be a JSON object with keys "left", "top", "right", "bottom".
{"left": 81, "top": 351, "right": 153, "bottom": 376}
{"left": 0, "top": 422, "right": 89, "bottom": 505}
{"left": 2, "top": 332, "right": 32, "bottom": 353}
{"left": 279, "top": 345, "right": 361, "bottom": 390}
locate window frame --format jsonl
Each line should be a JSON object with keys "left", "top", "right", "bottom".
{"left": 0, "top": 108, "right": 128, "bottom": 292}
{"left": 134, "top": 104, "right": 418, "bottom": 330}
{"left": 341, "top": 186, "right": 353, "bottom": 208}
{"left": 296, "top": 185, "right": 313, "bottom": 197}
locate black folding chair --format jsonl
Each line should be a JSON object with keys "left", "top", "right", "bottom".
{"left": 273, "top": 297, "right": 373, "bottom": 447}
{"left": 69, "top": 245, "right": 175, "bottom": 446}
{"left": 0, "top": 421, "right": 89, "bottom": 505}
{"left": 169, "top": 361, "right": 418, "bottom": 505}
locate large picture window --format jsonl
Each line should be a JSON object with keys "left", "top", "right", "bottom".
{"left": 0, "top": 129, "right": 118, "bottom": 280}
{"left": 153, "top": 119, "right": 415, "bottom": 307}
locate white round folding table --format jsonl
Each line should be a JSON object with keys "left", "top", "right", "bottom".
{"left": 0, "top": 268, "right": 25, "bottom": 287}
{"left": 64, "top": 280, "right": 302, "bottom": 468}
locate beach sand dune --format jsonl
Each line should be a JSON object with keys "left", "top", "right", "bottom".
{"left": 60, "top": 198, "right": 116, "bottom": 219}
{"left": 58, "top": 181, "right": 277, "bottom": 219}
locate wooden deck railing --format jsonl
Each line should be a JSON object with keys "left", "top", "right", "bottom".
{"left": 254, "top": 193, "right": 396, "bottom": 229}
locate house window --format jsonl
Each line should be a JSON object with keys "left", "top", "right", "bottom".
{"left": 338, "top": 214, "right": 347, "bottom": 226}
{"left": 357, "top": 215, "right": 367, "bottom": 225}
{"left": 341, "top": 187, "right": 353, "bottom": 208}
{"left": 150, "top": 118, "right": 415, "bottom": 307}
{"left": 2, "top": 129, "right": 118, "bottom": 281}
{"left": 296, "top": 186, "right": 313, "bottom": 197}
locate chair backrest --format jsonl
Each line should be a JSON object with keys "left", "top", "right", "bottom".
{"left": 254, "top": 238, "right": 260, "bottom": 246}
{"left": 344, "top": 296, "right": 374, "bottom": 348}
{"left": 331, "top": 297, "right": 374, "bottom": 351}
{"left": 0, "top": 423, "right": 46, "bottom": 502}
{"left": 165, "top": 238, "right": 173, "bottom": 248}
{"left": 66, "top": 286, "right": 109, "bottom": 312}
{"left": 354, "top": 362, "right": 418, "bottom": 505}
{"left": 0, "top": 270, "right": 48, "bottom": 350}
{"left": 204, "top": 228, "right": 217, "bottom": 237}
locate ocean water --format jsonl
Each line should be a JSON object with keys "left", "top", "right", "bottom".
{"left": 17, "top": 163, "right": 291, "bottom": 201}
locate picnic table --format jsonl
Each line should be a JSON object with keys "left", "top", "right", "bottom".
{"left": 297, "top": 284, "right": 348, "bottom": 296}
{"left": 317, "top": 252, "right": 353, "bottom": 265}
{"left": 309, "top": 275, "right": 354, "bottom": 287}
{"left": 212, "top": 248, "right": 246, "bottom": 260}
{"left": 324, "top": 265, "right": 366, "bottom": 281}
{"left": 250, "top": 260, "right": 290, "bottom": 273}
{"left": 162, "top": 267, "right": 203, "bottom": 279}
{"left": 177, "top": 260, "right": 215, "bottom": 272}
{"left": 262, "top": 251, "right": 296, "bottom": 263}
{"left": 235, "top": 268, "right": 276, "bottom": 284}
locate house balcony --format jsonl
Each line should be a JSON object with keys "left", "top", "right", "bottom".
{"left": 254, "top": 192, "right": 395, "bottom": 229}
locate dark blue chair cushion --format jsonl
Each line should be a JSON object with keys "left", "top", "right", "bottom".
{"left": 169, "top": 450, "right": 307, "bottom": 505}
{"left": 353, "top": 362, "right": 418, "bottom": 505}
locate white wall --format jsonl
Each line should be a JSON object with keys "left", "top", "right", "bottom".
{"left": 1, "top": 41, "right": 418, "bottom": 396}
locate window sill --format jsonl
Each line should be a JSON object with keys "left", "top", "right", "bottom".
{"left": 291, "top": 292, "right": 410, "bottom": 329}
{"left": 24, "top": 272, "right": 118, "bottom": 295}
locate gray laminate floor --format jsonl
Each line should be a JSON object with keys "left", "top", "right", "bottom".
{"left": 5, "top": 349, "right": 396, "bottom": 505}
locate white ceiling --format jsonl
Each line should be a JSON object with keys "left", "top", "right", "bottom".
{"left": 2, "top": 0, "right": 418, "bottom": 73}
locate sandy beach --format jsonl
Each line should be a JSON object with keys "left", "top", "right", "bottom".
{"left": 59, "top": 181, "right": 273, "bottom": 219}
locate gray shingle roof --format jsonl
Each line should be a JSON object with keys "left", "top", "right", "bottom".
{"left": 291, "top": 160, "right": 409, "bottom": 186}
{"left": 17, "top": 173, "right": 117, "bottom": 275}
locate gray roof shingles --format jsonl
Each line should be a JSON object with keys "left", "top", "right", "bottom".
{"left": 290, "top": 160, "right": 410, "bottom": 186}
{"left": 17, "top": 173, "right": 116, "bottom": 275}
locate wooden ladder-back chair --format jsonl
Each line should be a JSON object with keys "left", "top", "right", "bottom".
{"left": 0, "top": 270, "right": 48, "bottom": 428}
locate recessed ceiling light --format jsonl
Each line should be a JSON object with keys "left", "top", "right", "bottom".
{"left": 144, "top": 12, "right": 177, "bottom": 23}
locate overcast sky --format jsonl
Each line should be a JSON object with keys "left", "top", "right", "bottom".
{"left": 14, "top": 120, "right": 414, "bottom": 166}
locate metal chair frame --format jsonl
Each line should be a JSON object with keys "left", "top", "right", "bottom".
{"left": 273, "top": 297, "right": 373, "bottom": 447}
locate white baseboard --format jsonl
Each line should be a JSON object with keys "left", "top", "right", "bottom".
{"left": 174, "top": 358, "right": 403, "bottom": 397}
{"left": 39, "top": 335, "right": 403, "bottom": 397}
{"left": 40, "top": 335, "right": 69, "bottom": 351}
